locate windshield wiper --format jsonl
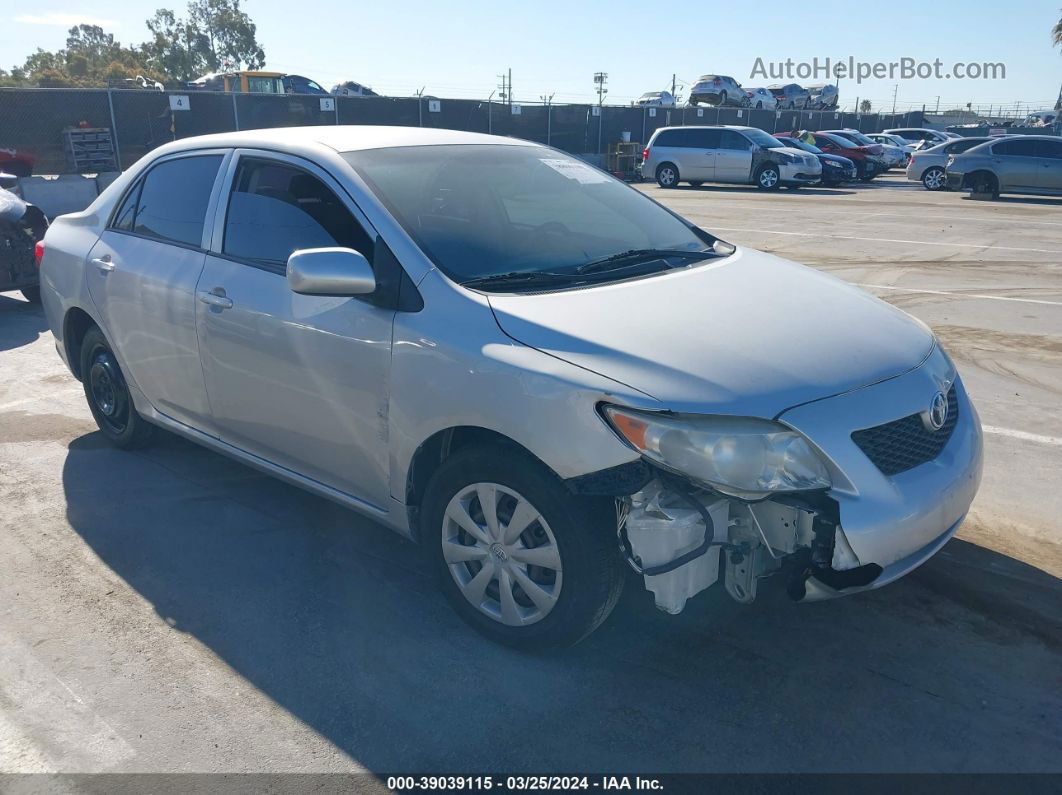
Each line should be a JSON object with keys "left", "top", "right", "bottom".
{"left": 460, "top": 270, "right": 579, "bottom": 290}
{"left": 575, "top": 248, "right": 716, "bottom": 275}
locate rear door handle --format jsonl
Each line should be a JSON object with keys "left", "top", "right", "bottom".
{"left": 197, "top": 290, "right": 233, "bottom": 309}
{"left": 91, "top": 256, "right": 115, "bottom": 273}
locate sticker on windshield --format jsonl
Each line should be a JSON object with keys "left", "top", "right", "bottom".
{"left": 539, "top": 158, "right": 611, "bottom": 184}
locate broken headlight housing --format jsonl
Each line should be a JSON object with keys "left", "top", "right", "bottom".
{"left": 602, "top": 406, "right": 831, "bottom": 500}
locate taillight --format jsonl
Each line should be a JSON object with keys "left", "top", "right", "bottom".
{"left": 642, "top": 147, "right": 650, "bottom": 161}
{"left": 34, "top": 240, "right": 44, "bottom": 267}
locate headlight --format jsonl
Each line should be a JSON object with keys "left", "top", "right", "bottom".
{"left": 602, "top": 406, "right": 831, "bottom": 499}
{"left": 777, "top": 153, "right": 798, "bottom": 164}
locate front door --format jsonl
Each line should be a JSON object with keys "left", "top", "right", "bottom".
{"left": 85, "top": 151, "right": 227, "bottom": 432}
{"left": 991, "top": 139, "right": 1044, "bottom": 192}
{"left": 1031, "top": 139, "right": 1062, "bottom": 191}
{"left": 195, "top": 151, "right": 395, "bottom": 508}
{"left": 715, "top": 129, "right": 754, "bottom": 182}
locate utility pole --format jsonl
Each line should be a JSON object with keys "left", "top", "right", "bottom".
{"left": 670, "top": 73, "right": 676, "bottom": 97}
{"left": 891, "top": 84, "right": 898, "bottom": 114}
{"left": 935, "top": 96, "right": 940, "bottom": 113}
{"left": 541, "top": 92, "right": 555, "bottom": 145}
{"left": 496, "top": 71, "right": 511, "bottom": 106}
{"left": 594, "top": 72, "right": 608, "bottom": 106}
{"left": 415, "top": 86, "right": 425, "bottom": 127}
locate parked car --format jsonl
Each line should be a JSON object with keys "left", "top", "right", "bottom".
{"left": 642, "top": 125, "right": 822, "bottom": 189}
{"left": 867, "top": 133, "right": 915, "bottom": 166}
{"left": 38, "top": 126, "right": 982, "bottom": 647}
{"left": 774, "top": 135, "right": 856, "bottom": 186}
{"left": 0, "top": 146, "right": 35, "bottom": 178}
{"left": 282, "top": 75, "right": 330, "bottom": 95}
{"left": 809, "top": 132, "right": 885, "bottom": 181}
{"left": 188, "top": 71, "right": 285, "bottom": 94}
{"left": 1023, "top": 110, "right": 1058, "bottom": 127}
{"left": 635, "top": 91, "right": 677, "bottom": 108}
{"left": 688, "top": 75, "right": 747, "bottom": 107}
{"left": 826, "top": 129, "right": 905, "bottom": 170}
{"left": 806, "top": 84, "right": 839, "bottom": 110}
{"left": 767, "top": 83, "right": 811, "bottom": 109}
{"left": 332, "top": 81, "right": 380, "bottom": 98}
{"left": 0, "top": 178, "right": 48, "bottom": 302}
{"left": 946, "top": 135, "right": 1062, "bottom": 198}
{"left": 906, "top": 136, "right": 999, "bottom": 190}
{"left": 883, "top": 127, "right": 958, "bottom": 150}
{"left": 744, "top": 88, "right": 777, "bottom": 110}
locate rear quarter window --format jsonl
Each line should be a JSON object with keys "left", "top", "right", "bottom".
{"left": 129, "top": 155, "right": 223, "bottom": 247}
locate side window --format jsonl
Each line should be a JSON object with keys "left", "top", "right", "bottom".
{"left": 719, "top": 130, "right": 751, "bottom": 150}
{"left": 223, "top": 158, "right": 374, "bottom": 266}
{"left": 133, "top": 155, "right": 222, "bottom": 247}
{"left": 654, "top": 130, "right": 681, "bottom": 147}
{"left": 1034, "top": 139, "right": 1062, "bottom": 159}
{"left": 689, "top": 129, "right": 722, "bottom": 149}
{"left": 993, "top": 139, "right": 1037, "bottom": 157}
{"left": 110, "top": 179, "right": 142, "bottom": 231}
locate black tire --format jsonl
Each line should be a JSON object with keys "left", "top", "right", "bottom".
{"left": 79, "top": 326, "right": 155, "bottom": 449}
{"left": 755, "top": 164, "right": 781, "bottom": 190}
{"left": 921, "top": 166, "right": 946, "bottom": 191}
{"left": 688, "top": 180, "right": 703, "bottom": 187}
{"left": 969, "top": 171, "right": 999, "bottom": 200}
{"left": 422, "top": 444, "right": 624, "bottom": 649}
{"left": 20, "top": 285, "right": 41, "bottom": 303}
{"left": 755, "top": 101, "right": 763, "bottom": 109}
{"left": 719, "top": 91, "right": 727, "bottom": 106}
{"left": 655, "top": 162, "right": 680, "bottom": 188}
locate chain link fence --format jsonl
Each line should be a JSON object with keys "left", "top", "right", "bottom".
{"left": 0, "top": 87, "right": 928, "bottom": 175}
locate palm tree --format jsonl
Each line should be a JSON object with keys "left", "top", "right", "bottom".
{"left": 1054, "top": 10, "right": 1062, "bottom": 47}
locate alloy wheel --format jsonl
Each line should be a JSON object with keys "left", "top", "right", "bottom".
{"left": 923, "top": 168, "right": 945, "bottom": 190}
{"left": 759, "top": 168, "right": 779, "bottom": 188}
{"left": 442, "top": 482, "right": 562, "bottom": 626}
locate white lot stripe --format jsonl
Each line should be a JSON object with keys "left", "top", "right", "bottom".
{"left": 855, "top": 284, "right": 1062, "bottom": 307}
{"left": 983, "top": 426, "right": 1062, "bottom": 447}
{"left": 711, "top": 227, "right": 1058, "bottom": 254}
{"left": 704, "top": 206, "right": 1062, "bottom": 228}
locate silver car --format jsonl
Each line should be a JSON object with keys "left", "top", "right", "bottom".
{"left": 946, "top": 135, "right": 1062, "bottom": 198}
{"left": 39, "top": 127, "right": 983, "bottom": 648}
{"left": 905, "top": 136, "right": 997, "bottom": 190}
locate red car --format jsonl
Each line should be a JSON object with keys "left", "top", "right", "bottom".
{"left": 0, "top": 147, "right": 35, "bottom": 178}
{"left": 808, "top": 132, "right": 885, "bottom": 182}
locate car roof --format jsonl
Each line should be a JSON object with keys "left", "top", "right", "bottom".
{"left": 653, "top": 125, "right": 760, "bottom": 133}
{"left": 141, "top": 125, "right": 530, "bottom": 156}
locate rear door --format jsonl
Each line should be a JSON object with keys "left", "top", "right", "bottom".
{"left": 990, "top": 139, "right": 1043, "bottom": 191}
{"left": 85, "top": 150, "right": 228, "bottom": 432}
{"left": 715, "top": 130, "right": 754, "bottom": 182}
{"left": 1030, "top": 139, "right": 1062, "bottom": 191}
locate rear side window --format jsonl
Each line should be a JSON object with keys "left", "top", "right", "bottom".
{"left": 111, "top": 180, "right": 141, "bottom": 231}
{"left": 223, "top": 158, "right": 374, "bottom": 266}
{"left": 719, "top": 130, "right": 750, "bottom": 150}
{"left": 1035, "top": 139, "right": 1062, "bottom": 159}
{"left": 688, "top": 129, "right": 721, "bottom": 149}
{"left": 992, "top": 139, "right": 1039, "bottom": 156}
{"left": 946, "top": 139, "right": 985, "bottom": 154}
{"left": 132, "top": 155, "right": 223, "bottom": 247}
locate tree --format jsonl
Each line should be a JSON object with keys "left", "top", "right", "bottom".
{"left": 188, "top": 0, "right": 265, "bottom": 72}
{"left": 859, "top": 99, "right": 872, "bottom": 113}
{"left": 1053, "top": 10, "right": 1062, "bottom": 47}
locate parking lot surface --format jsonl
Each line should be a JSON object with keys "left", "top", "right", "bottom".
{"left": 2, "top": 174, "right": 1060, "bottom": 774}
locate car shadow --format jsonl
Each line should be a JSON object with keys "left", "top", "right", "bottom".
{"left": 961, "top": 195, "right": 1062, "bottom": 207}
{"left": 677, "top": 185, "right": 858, "bottom": 196}
{"left": 61, "top": 431, "right": 1062, "bottom": 773}
{"left": 0, "top": 291, "right": 47, "bottom": 351}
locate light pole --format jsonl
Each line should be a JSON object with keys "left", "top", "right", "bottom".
{"left": 594, "top": 72, "right": 607, "bottom": 154}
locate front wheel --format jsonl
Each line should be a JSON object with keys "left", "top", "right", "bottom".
{"left": 755, "top": 164, "right": 781, "bottom": 190}
{"left": 688, "top": 180, "right": 703, "bottom": 187}
{"left": 921, "top": 166, "right": 946, "bottom": 191}
{"left": 655, "top": 162, "right": 680, "bottom": 188}
{"left": 422, "top": 445, "right": 624, "bottom": 649}
{"left": 80, "top": 326, "right": 155, "bottom": 449}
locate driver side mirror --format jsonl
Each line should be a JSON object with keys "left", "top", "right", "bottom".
{"left": 287, "top": 247, "right": 376, "bottom": 296}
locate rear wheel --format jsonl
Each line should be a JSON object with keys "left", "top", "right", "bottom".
{"left": 755, "top": 101, "right": 763, "bottom": 109}
{"left": 755, "top": 164, "right": 781, "bottom": 190}
{"left": 655, "top": 162, "right": 680, "bottom": 188}
{"left": 969, "top": 171, "right": 999, "bottom": 200}
{"left": 719, "top": 91, "right": 728, "bottom": 106}
{"left": 80, "top": 326, "right": 155, "bottom": 449}
{"left": 422, "top": 445, "right": 624, "bottom": 649}
{"left": 921, "top": 166, "right": 946, "bottom": 191}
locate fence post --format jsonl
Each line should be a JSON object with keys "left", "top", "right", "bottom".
{"left": 546, "top": 102, "right": 551, "bottom": 146}
{"left": 232, "top": 93, "right": 240, "bottom": 130}
{"left": 488, "top": 101, "right": 492, "bottom": 134}
{"left": 418, "top": 98, "right": 423, "bottom": 127}
{"left": 106, "top": 89, "right": 123, "bottom": 170}
{"left": 334, "top": 99, "right": 339, "bottom": 125}
{"left": 641, "top": 107, "right": 646, "bottom": 146}
{"left": 597, "top": 106, "right": 603, "bottom": 155}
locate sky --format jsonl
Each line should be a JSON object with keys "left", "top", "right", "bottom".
{"left": 5, "top": 0, "right": 1062, "bottom": 114}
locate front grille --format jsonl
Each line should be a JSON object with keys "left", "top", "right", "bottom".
{"left": 851, "top": 386, "right": 959, "bottom": 476}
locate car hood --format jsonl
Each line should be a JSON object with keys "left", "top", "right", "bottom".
{"left": 819, "top": 153, "right": 854, "bottom": 166}
{"left": 486, "top": 248, "right": 935, "bottom": 418}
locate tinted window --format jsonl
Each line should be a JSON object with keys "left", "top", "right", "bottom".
{"left": 223, "top": 159, "right": 373, "bottom": 266}
{"left": 654, "top": 129, "right": 689, "bottom": 147}
{"left": 133, "top": 155, "right": 222, "bottom": 247}
{"left": 111, "top": 179, "right": 141, "bottom": 231}
{"left": 719, "top": 130, "right": 751, "bottom": 150}
{"left": 1034, "top": 139, "right": 1062, "bottom": 159}
{"left": 993, "top": 139, "right": 1039, "bottom": 157}
{"left": 689, "top": 129, "right": 722, "bottom": 149}
{"left": 946, "top": 139, "right": 987, "bottom": 154}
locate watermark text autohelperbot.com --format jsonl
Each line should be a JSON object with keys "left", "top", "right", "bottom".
{"left": 750, "top": 57, "right": 1006, "bottom": 83}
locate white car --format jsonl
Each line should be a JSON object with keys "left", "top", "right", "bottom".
{"left": 38, "top": 126, "right": 982, "bottom": 648}
{"left": 744, "top": 88, "right": 777, "bottom": 110}
{"left": 867, "top": 134, "right": 915, "bottom": 166}
{"left": 635, "top": 91, "right": 677, "bottom": 108}
{"left": 884, "top": 127, "right": 959, "bottom": 150}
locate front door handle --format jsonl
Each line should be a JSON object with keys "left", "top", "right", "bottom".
{"left": 91, "top": 256, "right": 115, "bottom": 273}
{"left": 197, "top": 290, "right": 233, "bottom": 309}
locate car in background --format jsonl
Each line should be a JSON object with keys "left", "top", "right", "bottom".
{"left": 767, "top": 83, "right": 811, "bottom": 109}
{"left": 689, "top": 75, "right": 747, "bottom": 107}
{"left": 884, "top": 127, "right": 958, "bottom": 150}
{"left": 0, "top": 175, "right": 48, "bottom": 302}
{"left": 642, "top": 125, "right": 821, "bottom": 190}
{"left": 867, "top": 133, "right": 915, "bottom": 165}
{"left": 0, "top": 147, "right": 35, "bottom": 178}
{"left": 188, "top": 71, "right": 286, "bottom": 94}
{"left": 824, "top": 129, "right": 903, "bottom": 170}
{"left": 1023, "top": 110, "right": 1058, "bottom": 127}
{"left": 807, "top": 84, "right": 839, "bottom": 110}
{"left": 744, "top": 88, "right": 777, "bottom": 110}
{"left": 946, "top": 135, "right": 1062, "bottom": 198}
{"left": 809, "top": 131, "right": 885, "bottom": 181}
{"left": 905, "top": 136, "right": 1001, "bottom": 190}
{"left": 775, "top": 135, "right": 856, "bottom": 186}
{"left": 332, "top": 81, "right": 380, "bottom": 98}
{"left": 635, "top": 90, "right": 678, "bottom": 108}
{"left": 283, "top": 75, "right": 330, "bottom": 95}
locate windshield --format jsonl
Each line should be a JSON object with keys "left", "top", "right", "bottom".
{"left": 778, "top": 137, "right": 821, "bottom": 154}
{"left": 743, "top": 129, "right": 786, "bottom": 149}
{"left": 343, "top": 145, "right": 716, "bottom": 287}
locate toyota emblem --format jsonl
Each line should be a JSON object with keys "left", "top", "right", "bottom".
{"left": 927, "top": 391, "right": 948, "bottom": 431}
